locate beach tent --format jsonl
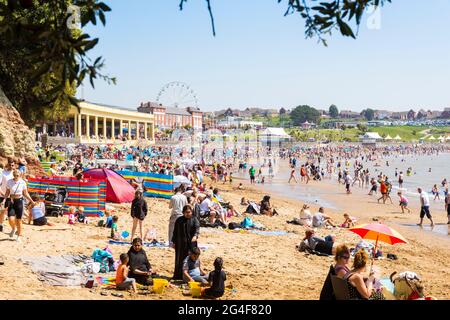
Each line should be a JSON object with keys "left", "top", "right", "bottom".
{"left": 362, "top": 132, "right": 383, "bottom": 140}
{"left": 428, "top": 135, "right": 436, "bottom": 140}
{"left": 394, "top": 135, "right": 402, "bottom": 140}
{"left": 384, "top": 135, "right": 393, "bottom": 140}
{"left": 437, "top": 135, "right": 445, "bottom": 141}
{"left": 83, "top": 168, "right": 135, "bottom": 203}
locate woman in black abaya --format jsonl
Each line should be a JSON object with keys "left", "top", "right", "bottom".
{"left": 171, "top": 204, "right": 200, "bottom": 280}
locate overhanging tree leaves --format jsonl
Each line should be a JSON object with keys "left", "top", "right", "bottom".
{"left": 180, "top": 0, "right": 392, "bottom": 45}
{"left": 0, "top": 0, "right": 115, "bottom": 125}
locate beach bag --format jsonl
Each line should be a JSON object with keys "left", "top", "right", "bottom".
{"left": 241, "top": 217, "right": 254, "bottom": 228}
{"left": 390, "top": 271, "right": 424, "bottom": 300}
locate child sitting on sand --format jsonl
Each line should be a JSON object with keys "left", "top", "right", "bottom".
{"left": 183, "top": 247, "right": 208, "bottom": 284}
{"left": 340, "top": 213, "right": 355, "bottom": 228}
{"left": 68, "top": 206, "right": 76, "bottom": 225}
{"left": 111, "top": 216, "right": 119, "bottom": 240}
{"left": 27, "top": 194, "right": 54, "bottom": 226}
{"left": 77, "top": 206, "right": 88, "bottom": 224}
{"left": 202, "top": 257, "right": 226, "bottom": 299}
{"left": 115, "top": 253, "right": 137, "bottom": 293}
{"left": 226, "top": 204, "right": 241, "bottom": 218}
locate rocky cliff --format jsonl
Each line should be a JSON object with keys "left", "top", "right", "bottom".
{"left": 0, "top": 86, "right": 43, "bottom": 174}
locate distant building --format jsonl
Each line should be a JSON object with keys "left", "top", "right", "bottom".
{"left": 339, "top": 110, "right": 361, "bottom": 119}
{"left": 374, "top": 110, "right": 393, "bottom": 120}
{"left": 138, "top": 101, "right": 202, "bottom": 130}
{"left": 391, "top": 111, "right": 409, "bottom": 120}
{"left": 216, "top": 116, "right": 263, "bottom": 129}
{"left": 407, "top": 109, "right": 416, "bottom": 120}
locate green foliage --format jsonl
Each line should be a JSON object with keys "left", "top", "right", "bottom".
{"left": 357, "top": 123, "right": 368, "bottom": 134}
{"left": 0, "top": 0, "right": 114, "bottom": 125}
{"left": 361, "top": 108, "right": 375, "bottom": 121}
{"left": 328, "top": 104, "right": 339, "bottom": 118}
{"left": 290, "top": 105, "right": 320, "bottom": 126}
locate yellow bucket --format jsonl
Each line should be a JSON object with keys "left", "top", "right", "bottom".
{"left": 189, "top": 281, "right": 202, "bottom": 297}
{"left": 153, "top": 278, "right": 169, "bottom": 294}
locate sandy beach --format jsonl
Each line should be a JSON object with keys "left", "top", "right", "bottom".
{"left": 0, "top": 171, "right": 449, "bottom": 300}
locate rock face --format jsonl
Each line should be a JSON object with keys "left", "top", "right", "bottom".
{"left": 0, "top": 86, "right": 43, "bottom": 174}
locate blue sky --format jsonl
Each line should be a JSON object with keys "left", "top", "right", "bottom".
{"left": 80, "top": 0, "right": 450, "bottom": 112}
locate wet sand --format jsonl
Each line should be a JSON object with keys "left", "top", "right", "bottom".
{"left": 0, "top": 175, "right": 449, "bottom": 300}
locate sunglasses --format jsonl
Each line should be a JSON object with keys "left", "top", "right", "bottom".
{"left": 341, "top": 255, "right": 350, "bottom": 260}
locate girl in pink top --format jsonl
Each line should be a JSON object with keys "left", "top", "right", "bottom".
{"left": 397, "top": 192, "right": 411, "bottom": 213}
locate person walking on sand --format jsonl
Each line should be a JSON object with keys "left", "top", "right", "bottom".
{"left": 0, "top": 159, "right": 15, "bottom": 233}
{"left": 397, "top": 191, "right": 411, "bottom": 213}
{"left": 445, "top": 188, "right": 450, "bottom": 224}
{"left": 417, "top": 187, "right": 434, "bottom": 227}
{"left": 130, "top": 190, "right": 148, "bottom": 241}
{"left": 288, "top": 168, "right": 298, "bottom": 184}
{"left": 4, "top": 169, "right": 35, "bottom": 242}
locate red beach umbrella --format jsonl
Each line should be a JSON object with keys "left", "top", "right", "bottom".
{"left": 349, "top": 222, "right": 407, "bottom": 271}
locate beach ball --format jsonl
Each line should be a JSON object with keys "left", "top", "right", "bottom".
{"left": 121, "top": 231, "right": 130, "bottom": 238}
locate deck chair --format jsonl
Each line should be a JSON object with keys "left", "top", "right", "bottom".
{"left": 331, "top": 275, "right": 351, "bottom": 300}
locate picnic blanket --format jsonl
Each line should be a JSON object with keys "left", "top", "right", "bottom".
{"left": 108, "top": 240, "right": 210, "bottom": 250}
{"left": 19, "top": 254, "right": 92, "bottom": 286}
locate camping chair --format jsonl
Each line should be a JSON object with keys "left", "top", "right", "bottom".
{"left": 320, "top": 265, "right": 336, "bottom": 300}
{"left": 330, "top": 275, "right": 351, "bottom": 300}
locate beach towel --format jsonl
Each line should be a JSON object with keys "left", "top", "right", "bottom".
{"left": 96, "top": 276, "right": 116, "bottom": 288}
{"left": 249, "top": 230, "right": 288, "bottom": 236}
{"left": 19, "top": 254, "right": 91, "bottom": 286}
{"left": 107, "top": 240, "right": 210, "bottom": 250}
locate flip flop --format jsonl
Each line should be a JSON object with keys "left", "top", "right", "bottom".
{"left": 111, "top": 292, "right": 124, "bottom": 298}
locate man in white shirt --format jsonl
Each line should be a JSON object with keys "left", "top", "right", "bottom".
{"left": 168, "top": 184, "right": 188, "bottom": 245}
{"left": 199, "top": 192, "right": 218, "bottom": 225}
{"left": 312, "top": 207, "right": 336, "bottom": 228}
{"left": 0, "top": 160, "right": 15, "bottom": 232}
{"left": 417, "top": 187, "right": 434, "bottom": 227}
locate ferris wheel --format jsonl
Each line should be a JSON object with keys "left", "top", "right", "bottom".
{"left": 156, "top": 81, "right": 199, "bottom": 108}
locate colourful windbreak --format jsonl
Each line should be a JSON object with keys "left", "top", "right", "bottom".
{"left": 116, "top": 171, "right": 174, "bottom": 199}
{"left": 27, "top": 176, "right": 106, "bottom": 216}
